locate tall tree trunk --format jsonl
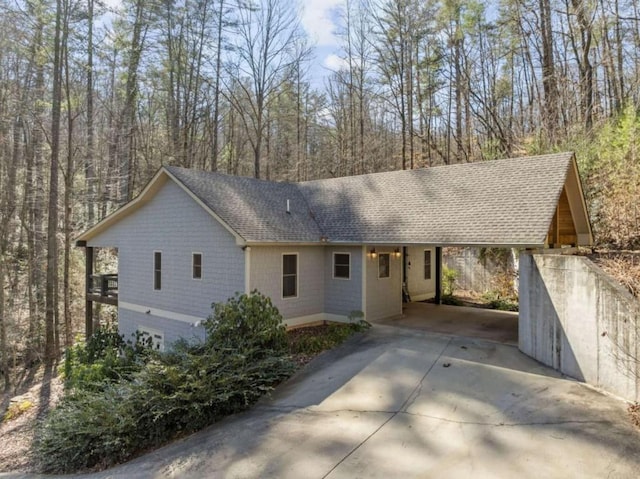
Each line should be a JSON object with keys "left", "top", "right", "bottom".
{"left": 0, "top": 115, "right": 19, "bottom": 390}
{"left": 120, "top": 0, "right": 146, "bottom": 202}
{"left": 21, "top": 5, "right": 48, "bottom": 363}
{"left": 211, "top": 0, "right": 225, "bottom": 171}
{"left": 63, "top": 10, "right": 74, "bottom": 349}
{"left": 540, "top": 0, "right": 558, "bottom": 144}
{"left": 568, "top": 0, "right": 594, "bottom": 133}
{"left": 85, "top": 0, "right": 96, "bottom": 224}
{"left": 45, "top": 0, "right": 64, "bottom": 361}
{"left": 0, "top": 258, "right": 8, "bottom": 391}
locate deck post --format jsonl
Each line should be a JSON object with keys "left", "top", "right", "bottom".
{"left": 435, "top": 246, "right": 442, "bottom": 305}
{"left": 85, "top": 246, "right": 94, "bottom": 340}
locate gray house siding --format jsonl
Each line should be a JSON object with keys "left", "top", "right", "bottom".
{"left": 406, "top": 246, "right": 436, "bottom": 301}
{"left": 119, "top": 309, "right": 206, "bottom": 348}
{"left": 87, "top": 180, "right": 244, "bottom": 343}
{"left": 249, "top": 246, "right": 325, "bottom": 324}
{"left": 365, "top": 245, "right": 403, "bottom": 321}
{"left": 324, "top": 246, "right": 363, "bottom": 318}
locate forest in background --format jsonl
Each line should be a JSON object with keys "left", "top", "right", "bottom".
{"left": 0, "top": 0, "right": 639, "bottom": 388}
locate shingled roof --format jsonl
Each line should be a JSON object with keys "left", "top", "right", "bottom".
{"left": 299, "top": 152, "right": 577, "bottom": 246}
{"left": 77, "top": 152, "right": 592, "bottom": 247}
{"left": 164, "top": 166, "right": 322, "bottom": 243}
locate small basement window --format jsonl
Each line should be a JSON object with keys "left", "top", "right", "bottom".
{"left": 379, "top": 253, "right": 390, "bottom": 278}
{"left": 139, "top": 327, "right": 164, "bottom": 352}
{"left": 192, "top": 253, "right": 202, "bottom": 279}
{"left": 283, "top": 253, "right": 298, "bottom": 298}
{"left": 333, "top": 253, "right": 350, "bottom": 279}
{"left": 424, "top": 250, "right": 432, "bottom": 280}
{"left": 154, "top": 251, "right": 162, "bottom": 290}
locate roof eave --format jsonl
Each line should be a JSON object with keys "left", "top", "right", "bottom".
{"left": 245, "top": 239, "right": 546, "bottom": 248}
{"left": 568, "top": 154, "right": 594, "bottom": 246}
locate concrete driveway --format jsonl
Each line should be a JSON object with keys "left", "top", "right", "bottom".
{"left": 386, "top": 302, "right": 519, "bottom": 344}
{"left": 6, "top": 324, "right": 640, "bottom": 478}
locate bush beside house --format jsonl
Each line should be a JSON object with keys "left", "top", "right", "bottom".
{"left": 36, "top": 292, "right": 296, "bottom": 473}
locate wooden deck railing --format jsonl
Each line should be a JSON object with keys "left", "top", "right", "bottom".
{"left": 90, "top": 274, "right": 118, "bottom": 298}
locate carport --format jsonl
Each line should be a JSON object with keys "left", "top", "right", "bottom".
{"left": 378, "top": 301, "right": 519, "bottom": 344}
{"left": 356, "top": 152, "right": 593, "bottom": 342}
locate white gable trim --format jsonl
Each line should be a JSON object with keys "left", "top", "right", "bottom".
{"left": 76, "top": 168, "right": 246, "bottom": 246}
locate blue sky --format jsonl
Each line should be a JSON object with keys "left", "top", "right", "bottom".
{"left": 299, "top": 0, "right": 347, "bottom": 80}
{"left": 102, "top": 0, "right": 347, "bottom": 89}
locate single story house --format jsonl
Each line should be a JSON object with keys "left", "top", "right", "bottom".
{"left": 76, "top": 152, "right": 592, "bottom": 350}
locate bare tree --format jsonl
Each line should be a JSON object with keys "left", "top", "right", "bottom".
{"left": 226, "top": 0, "right": 309, "bottom": 178}
{"left": 44, "top": 0, "right": 65, "bottom": 360}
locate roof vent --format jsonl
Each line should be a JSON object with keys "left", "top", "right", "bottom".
{"left": 286, "top": 199, "right": 291, "bottom": 214}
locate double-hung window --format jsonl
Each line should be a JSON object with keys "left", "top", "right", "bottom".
{"left": 378, "top": 253, "right": 390, "bottom": 278}
{"left": 282, "top": 253, "right": 298, "bottom": 298}
{"left": 192, "top": 253, "right": 202, "bottom": 279}
{"left": 333, "top": 253, "right": 350, "bottom": 279}
{"left": 424, "top": 250, "right": 432, "bottom": 280}
{"left": 154, "top": 252, "right": 162, "bottom": 290}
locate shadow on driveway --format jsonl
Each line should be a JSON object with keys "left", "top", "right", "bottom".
{"left": 4, "top": 324, "right": 639, "bottom": 479}
{"left": 377, "top": 301, "right": 518, "bottom": 345}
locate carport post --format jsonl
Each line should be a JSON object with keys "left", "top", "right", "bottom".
{"left": 78, "top": 241, "right": 94, "bottom": 341}
{"left": 435, "top": 246, "right": 442, "bottom": 305}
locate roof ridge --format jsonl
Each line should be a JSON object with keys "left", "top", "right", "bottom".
{"left": 297, "top": 151, "right": 575, "bottom": 185}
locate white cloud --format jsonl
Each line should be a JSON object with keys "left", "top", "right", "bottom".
{"left": 102, "top": 0, "right": 122, "bottom": 10}
{"left": 323, "top": 53, "right": 349, "bottom": 72}
{"left": 300, "top": 0, "right": 343, "bottom": 47}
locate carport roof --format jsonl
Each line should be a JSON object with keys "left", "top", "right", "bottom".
{"left": 299, "top": 152, "right": 590, "bottom": 246}
{"left": 77, "top": 152, "right": 593, "bottom": 247}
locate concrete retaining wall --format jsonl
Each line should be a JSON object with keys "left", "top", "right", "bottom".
{"left": 519, "top": 252, "right": 640, "bottom": 402}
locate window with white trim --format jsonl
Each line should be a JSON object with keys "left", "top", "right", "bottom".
{"left": 154, "top": 251, "right": 162, "bottom": 290}
{"left": 138, "top": 327, "right": 165, "bottom": 352}
{"left": 424, "top": 250, "right": 432, "bottom": 280}
{"left": 333, "top": 253, "right": 350, "bottom": 279}
{"left": 282, "top": 253, "right": 298, "bottom": 298}
{"left": 378, "top": 253, "right": 390, "bottom": 278}
{"left": 192, "top": 253, "right": 202, "bottom": 279}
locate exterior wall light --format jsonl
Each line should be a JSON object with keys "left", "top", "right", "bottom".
{"left": 370, "top": 248, "right": 377, "bottom": 258}
{"left": 394, "top": 248, "right": 402, "bottom": 258}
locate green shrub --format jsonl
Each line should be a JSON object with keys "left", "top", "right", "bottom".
{"left": 441, "top": 294, "right": 462, "bottom": 306}
{"left": 481, "top": 291, "right": 519, "bottom": 312}
{"left": 205, "top": 290, "right": 288, "bottom": 358}
{"left": 442, "top": 266, "right": 458, "bottom": 296}
{"left": 130, "top": 350, "right": 295, "bottom": 444}
{"left": 36, "top": 386, "right": 137, "bottom": 473}
{"left": 37, "top": 291, "right": 296, "bottom": 473}
{"left": 2, "top": 400, "right": 33, "bottom": 422}
{"left": 62, "top": 327, "right": 153, "bottom": 391}
{"left": 288, "top": 322, "right": 369, "bottom": 355}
